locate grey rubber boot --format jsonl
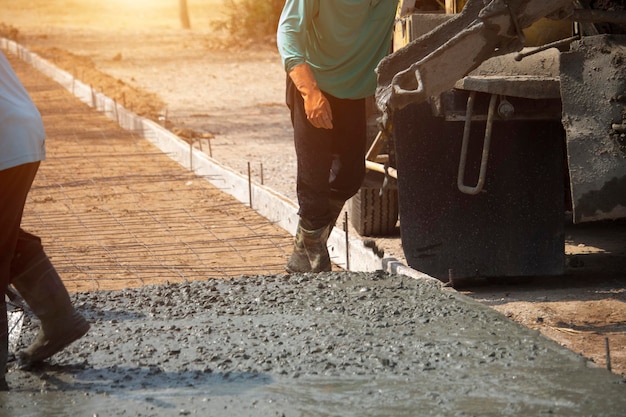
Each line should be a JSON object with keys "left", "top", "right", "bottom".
{"left": 0, "top": 307, "right": 8, "bottom": 391}
{"left": 11, "top": 252, "right": 90, "bottom": 367}
{"left": 285, "top": 219, "right": 312, "bottom": 273}
{"left": 286, "top": 219, "right": 332, "bottom": 273}
{"left": 301, "top": 223, "right": 332, "bottom": 272}
{"left": 285, "top": 200, "right": 344, "bottom": 274}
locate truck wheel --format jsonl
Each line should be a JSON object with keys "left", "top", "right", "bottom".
{"left": 348, "top": 185, "right": 399, "bottom": 237}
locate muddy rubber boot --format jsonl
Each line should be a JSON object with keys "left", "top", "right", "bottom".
{"left": 286, "top": 218, "right": 332, "bottom": 273}
{"left": 0, "top": 307, "right": 9, "bottom": 391}
{"left": 301, "top": 222, "right": 332, "bottom": 273}
{"left": 285, "top": 200, "right": 344, "bottom": 274}
{"left": 11, "top": 251, "right": 90, "bottom": 366}
{"left": 285, "top": 219, "right": 312, "bottom": 273}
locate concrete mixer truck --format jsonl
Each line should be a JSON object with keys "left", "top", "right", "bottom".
{"left": 351, "top": 0, "right": 626, "bottom": 281}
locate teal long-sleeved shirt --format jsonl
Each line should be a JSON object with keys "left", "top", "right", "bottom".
{"left": 277, "top": 0, "right": 397, "bottom": 100}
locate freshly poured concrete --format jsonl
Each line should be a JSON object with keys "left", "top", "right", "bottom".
{"left": 2, "top": 272, "right": 625, "bottom": 416}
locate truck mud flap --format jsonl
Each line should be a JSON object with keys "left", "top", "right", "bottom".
{"left": 561, "top": 34, "right": 626, "bottom": 223}
{"left": 393, "top": 100, "right": 564, "bottom": 280}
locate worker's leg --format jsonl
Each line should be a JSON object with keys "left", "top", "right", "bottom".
{"left": 287, "top": 78, "right": 335, "bottom": 229}
{"left": 0, "top": 162, "right": 40, "bottom": 391}
{"left": 10, "top": 228, "right": 90, "bottom": 367}
{"left": 288, "top": 81, "right": 367, "bottom": 228}
{"left": 327, "top": 96, "right": 367, "bottom": 230}
{"left": 286, "top": 77, "right": 335, "bottom": 272}
{"left": 286, "top": 79, "right": 369, "bottom": 272}
{"left": 328, "top": 97, "right": 367, "bottom": 204}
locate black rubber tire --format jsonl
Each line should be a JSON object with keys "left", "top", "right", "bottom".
{"left": 348, "top": 186, "right": 399, "bottom": 237}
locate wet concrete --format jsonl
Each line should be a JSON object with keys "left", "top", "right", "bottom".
{"left": 2, "top": 272, "right": 625, "bottom": 416}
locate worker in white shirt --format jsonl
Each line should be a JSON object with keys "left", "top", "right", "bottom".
{"left": 0, "top": 51, "right": 89, "bottom": 391}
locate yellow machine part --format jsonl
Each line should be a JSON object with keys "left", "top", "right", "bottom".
{"left": 445, "top": 0, "right": 466, "bottom": 14}
{"left": 523, "top": 18, "right": 573, "bottom": 46}
{"left": 445, "top": 0, "right": 572, "bottom": 46}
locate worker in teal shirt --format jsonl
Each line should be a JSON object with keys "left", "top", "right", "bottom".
{"left": 277, "top": 0, "right": 397, "bottom": 273}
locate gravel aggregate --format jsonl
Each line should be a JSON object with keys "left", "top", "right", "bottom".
{"left": 3, "top": 272, "right": 625, "bottom": 416}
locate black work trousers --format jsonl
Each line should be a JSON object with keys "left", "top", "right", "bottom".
{"left": 0, "top": 161, "right": 40, "bottom": 355}
{"left": 286, "top": 76, "right": 367, "bottom": 230}
{"left": 0, "top": 162, "right": 40, "bottom": 291}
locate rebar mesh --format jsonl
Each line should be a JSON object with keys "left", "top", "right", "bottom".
{"left": 11, "top": 53, "right": 292, "bottom": 293}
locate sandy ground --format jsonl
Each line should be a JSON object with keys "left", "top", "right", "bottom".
{"left": 1, "top": 0, "right": 625, "bottom": 384}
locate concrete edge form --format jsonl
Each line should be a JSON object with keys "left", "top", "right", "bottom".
{"left": 0, "top": 37, "right": 437, "bottom": 278}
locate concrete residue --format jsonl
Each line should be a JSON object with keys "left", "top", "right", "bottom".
{"left": 2, "top": 272, "right": 625, "bottom": 416}
{"left": 561, "top": 35, "right": 626, "bottom": 223}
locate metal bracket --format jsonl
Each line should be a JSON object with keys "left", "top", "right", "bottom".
{"left": 457, "top": 92, "right": 497, "bottom": 195}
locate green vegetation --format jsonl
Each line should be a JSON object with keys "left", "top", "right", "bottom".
{"left": 215, "top": 0, "right": 284, "bottom": 44}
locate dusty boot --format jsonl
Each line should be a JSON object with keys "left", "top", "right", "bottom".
{"left": 286, "top": 218, "right": 332, "bottom": 273}
{"left": 286, "top": 200, "right": 344, "bottom": 274}
{"left": 11, "top": 245, "right": 90, "bottom": 366}
{"left": 0, "top": 307, "right": 8, "bottom": 391}
{"left": 301, "top": 221, "right": 332, "bottom": 273}
{"left": 285, "top": 219, "right": 312, "bottom": 273}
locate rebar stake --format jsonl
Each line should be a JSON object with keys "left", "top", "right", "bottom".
{"left": 113, "top": 101, "right": 119, "bottom": 124}
{"left": 189, "top": 141, "right": 193, "bottom": 171}
{"left": 260, "top": 163, "right": 264, "bottom": 185}
{"left": 247, "top": 162, "right": 252, "bottom": 208}
{"left": 605, "top": 337, "right": 612, "bottom": 372}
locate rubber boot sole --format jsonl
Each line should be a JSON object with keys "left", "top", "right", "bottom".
{"left": 19, "top": 311, "right": 90, "bottom": 367}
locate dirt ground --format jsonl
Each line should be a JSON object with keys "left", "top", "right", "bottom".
{"left": 1, "top": 0, "right": 625, "bottom": 378}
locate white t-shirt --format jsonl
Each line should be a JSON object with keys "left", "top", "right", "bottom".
{"left": 0, "top": 51, "right": 45, "bottom": 171}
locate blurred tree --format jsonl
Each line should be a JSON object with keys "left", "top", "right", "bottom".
{"left": 214, "top": 0, "right": 284, "bottom": 43}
